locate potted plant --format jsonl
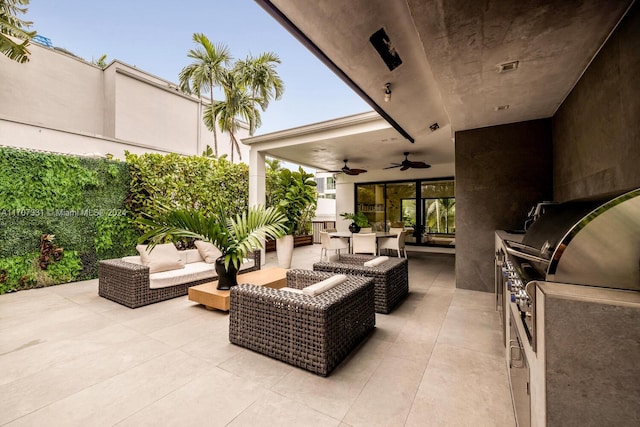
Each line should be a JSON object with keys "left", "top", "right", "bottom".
{"left": 138, "top": 204, "right": 287, "bottom": 289}
{"left": 340, "top": 211, "right": 369, "bottom": 233}
{"left": 271, "top": 167, "right": 317, "bottom": 268}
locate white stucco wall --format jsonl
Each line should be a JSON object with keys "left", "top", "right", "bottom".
{"left": 0, "top": 43, "right": 104, "bottom": 134}
{"left": 0, "top": 41, "right": 250, "bottom": 161}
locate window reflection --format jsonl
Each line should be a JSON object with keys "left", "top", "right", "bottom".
{"left": 354, "top": 179, "right": 455, "bottom": 246}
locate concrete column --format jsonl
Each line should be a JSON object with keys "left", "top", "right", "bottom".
{"left": 249, "top": 147, "right": 267, "bottom": 264}
{"left": 249, "top": 147, "right": 266, "bottom": 207}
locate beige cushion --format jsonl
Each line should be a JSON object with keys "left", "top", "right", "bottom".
{"left": 148, "top": 262, "right": 216, "bottom": 289}
{"left": 364, "top": 256, "right": 389, "bottom": 267}
{"left": 302, "top": 274, "right": 347, "bottom": 296}
{"left": 136, "top": 243, "right": 185, "bottom": 273}
{"left": 194, "top": 240, "right": 223, "bottom": 264}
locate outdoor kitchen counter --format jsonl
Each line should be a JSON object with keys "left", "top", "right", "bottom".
{"left": 525, "top": 281, "right": 640, "bottom": 427}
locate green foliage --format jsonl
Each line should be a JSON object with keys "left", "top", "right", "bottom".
{"left": 0, "top": 250, "right": 81, "bottom": 293}
{"left": 0, "top": 147, "right": 137, "bottom": 289}
{"left": 340, "top": 211, "right": 369, "bottom": 227}
{"left": 43, "top": 250, "right": 82, "bottom": 284}
{"left": 0, "top": 148, "right": 98, "bottom": 210}
{"left": 0, "top": 0, "right": 37, "bottom": 63}
{"left": 94, "top": 215, "right": 139, "bottom": 258}
{"left": 125, "top": 151, "right": 249, "bottom": 240}
{"left": 139, "top": 204, "right": 287, "bottom": 270}
{"left": 270, "top": 167, "right": 317, "bottom": 235}
{"left": 0, "top": 147, "right": 255, "bottom": 293}
{"left": 0, "top": 252, "right": 36, "bottom": 293}
{"left": 179, "top": 33, "right": 284, "bottom": 158}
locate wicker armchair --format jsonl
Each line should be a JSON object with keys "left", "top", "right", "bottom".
{"left": 98, "top": 249, "right": 261, "bottom": 308}
{"left": 229, "top": 270, "right": 375, "bottom": 376}
{"left": 313, "top": 254, "right": 408, "bottom": 314}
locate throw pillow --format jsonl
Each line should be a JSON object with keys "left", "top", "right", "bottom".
{"left": 194, "top": 240, "right": 223, "bottom": 264}
{"left": 363, "top": 256, "right": 389, "bottom": 267}
{"left": 136, "top": 243, "right": 185, "bottom": 273}
{"left": 302, "top": 274, "right": 347, "bottom": 296}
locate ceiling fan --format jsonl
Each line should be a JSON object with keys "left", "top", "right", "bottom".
{"left": 384, "top": 152, "right": 431, "bottom": 171}
{"left": 328, "top": 159, "right": 367, "bottom": 176}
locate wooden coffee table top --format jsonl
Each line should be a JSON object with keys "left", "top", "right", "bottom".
{"left": 188, "top": 267, "right": 288, "bottom": 311}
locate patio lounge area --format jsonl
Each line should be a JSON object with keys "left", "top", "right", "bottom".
{"left": 0, "top": 245, "right": 513, "bottom": 426}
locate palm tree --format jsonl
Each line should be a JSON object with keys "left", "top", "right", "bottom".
{"left": 213, "top": 69, "right": 261, "bottom": 162}
{"left": 139, "top": 203, "right": 287, "bottom": 272}
{"left": 178, "top": 33, "right": 231, "bottom": 157}
{"left": 0, "top": 0, "right": 36, "bottom": 63}
{"left": 426, "top": 198, "right": 456, "bottom": 233}
{"left": 234, "top": 52, "right": 284, "bottom": 135}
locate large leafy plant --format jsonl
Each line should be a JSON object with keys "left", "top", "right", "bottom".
{"left": 270, "top": 167, "right": 317, "bottom": 235}
{"left": 340, "top": 212, "right": 369, "bottom": 227}
{"left": 138, "top": 204, "right": 287, "bottom": 269}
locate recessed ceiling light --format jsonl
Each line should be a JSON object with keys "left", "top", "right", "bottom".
{"left": 495, "top": 104, "right": 510, "bottom": 111}
{"left": 497, "top": 61, "right": 519, "bottom": 73}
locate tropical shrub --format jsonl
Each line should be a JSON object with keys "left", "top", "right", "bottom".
{"left": 125, "top": 152, "right": 249, "bottom": 239}
{"left": 269, "top": 167, "right": 317, "bottom": 235}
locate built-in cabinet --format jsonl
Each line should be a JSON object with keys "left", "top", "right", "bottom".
{"left": 497, "top": 233, "right": 640, "bottom": 426}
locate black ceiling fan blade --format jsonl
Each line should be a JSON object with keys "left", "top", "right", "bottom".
{"left": 400, "top": 165, "right": 410, "bottom": 171}
{"left": 383, "top": 164, "right": 402, "bottom": 169}
{"left": 409, "top": 161, "right": 431, "bottom": 168}
{"left": 349, "top": 168, "right": 367, "bottom": 174}
{"left": 344, "top": 169, "right": 361, "bottom": 175}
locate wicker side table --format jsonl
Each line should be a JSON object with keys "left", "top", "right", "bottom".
{"left": 313, "top": 254, "right": 408, "bottom": 314}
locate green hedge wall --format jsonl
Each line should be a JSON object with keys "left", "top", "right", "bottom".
{"left": 125, "top": 152, "right": 249, "bottom": 237}
{"left": 0, "top": 148, "right": 138, "bottom": 293}
{"left": 0, "top": 148, "right": 250, "bottom": 294}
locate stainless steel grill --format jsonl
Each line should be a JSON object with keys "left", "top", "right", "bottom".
{"left": 500, "top": 188, "right": 640, "bottom": 349}
{"left": 504, "top": 188, "right": 640, "bottom": 290}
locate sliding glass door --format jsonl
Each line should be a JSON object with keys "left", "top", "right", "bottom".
{"left": 354, "top": 178, "right": 455, "bottom": 246}
{"left": 421, "top": 181, "right": 455, "bottom": 246}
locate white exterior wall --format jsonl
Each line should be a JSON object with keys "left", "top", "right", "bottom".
{"left": 0, "top": 41, "right": 250, "bottom": 161}
{"left": 113, "top": 69, "right": 200, "bottom": 154}
{"left": 0, "top": 43, "right": 104, "bottom": 134}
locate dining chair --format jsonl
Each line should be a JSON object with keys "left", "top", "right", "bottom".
{"left": 359, "top": 227, "right": 373, "bottom": 233}
{"left": 352, "top": 232, "right": 377, "bottom": 255}
{"left": 389, "top": 227, "right": 404, "bottom": 235}
{"left": 379, "top": 230, "right": 407, "bottom": 258}
{"left": 319, "top": 231, "right": 350, "bottom": 261}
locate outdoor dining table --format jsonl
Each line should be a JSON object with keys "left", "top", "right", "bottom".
{"left": 328, "top": 231, "right": 397, "bottom": 254}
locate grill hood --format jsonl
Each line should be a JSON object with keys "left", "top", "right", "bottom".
{"left": 504, "top": 188, "right": 640, "bottom": 291}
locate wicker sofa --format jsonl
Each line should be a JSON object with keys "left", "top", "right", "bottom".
{"left": 229, "top": 269, "right": 375, "bottom": 376}
{"left": 98, "top": 249, "right": 260, "bottom": 308}
{"left": 313, "top": 254, "right": 408, "bottom": 314}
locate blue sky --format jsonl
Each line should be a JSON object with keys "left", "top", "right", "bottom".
{"left": 24, "top": 0, "right": 371, "bottom": 135}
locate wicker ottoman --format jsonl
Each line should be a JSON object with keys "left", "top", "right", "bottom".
{"left": 313, "top": 254, "right": 408, "bottom": 314}
{"left": 229, "top": 269, "right": 375, "bottom": 376}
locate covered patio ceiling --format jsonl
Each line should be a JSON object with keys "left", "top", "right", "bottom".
{"left": 250, "top": 0, "right": 633, "bottom": 174}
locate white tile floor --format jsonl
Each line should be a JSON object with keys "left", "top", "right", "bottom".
{"left": 0, "top": 245, "right": 515, "bottom": 426}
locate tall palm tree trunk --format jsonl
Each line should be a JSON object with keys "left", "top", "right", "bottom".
{"left": 228, "top": 133, "right": 242, "bottom": 162}
{"left": 209, "top": 88, "right": 218, "bottom": 157}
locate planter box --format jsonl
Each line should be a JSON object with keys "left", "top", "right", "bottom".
{"left": 265, "top": 235, "right": 313, "bottom": 252}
